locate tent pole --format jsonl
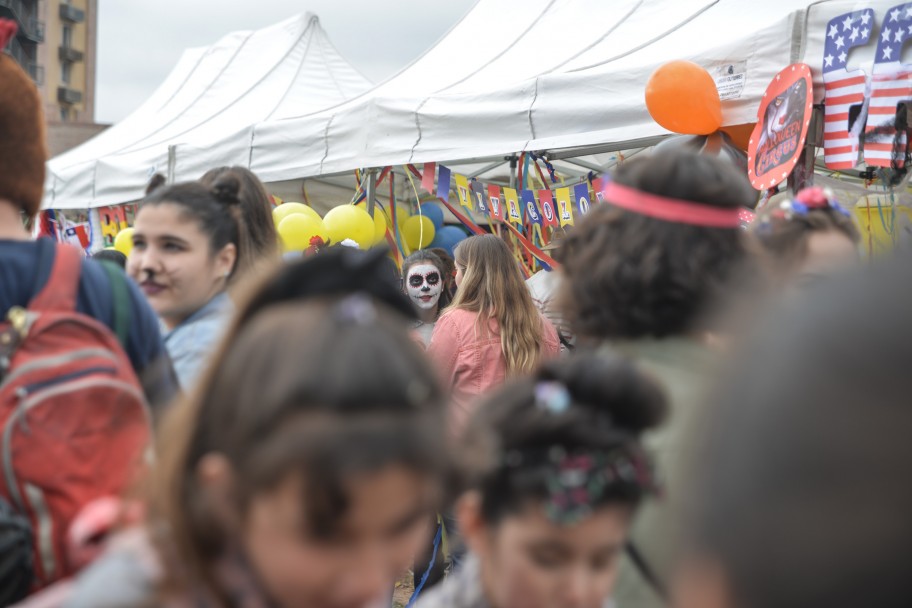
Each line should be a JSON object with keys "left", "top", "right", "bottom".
{"left": 365, "top": 168, "right": 378, "bottom": 215}
{"left": 166, "top": 145, "right": 176, "bottom": 184}
{"left": 509, "top": 155, "right": 518, "bottom": 189}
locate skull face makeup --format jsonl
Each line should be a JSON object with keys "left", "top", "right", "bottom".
{"left": 406, "top": 263, "right": 443, "bottom": 311}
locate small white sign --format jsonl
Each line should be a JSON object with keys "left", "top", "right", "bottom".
{"left": 712, "top": 61, "right": 747, "bottom": 101}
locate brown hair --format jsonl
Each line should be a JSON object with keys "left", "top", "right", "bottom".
{"left": 461, "top": 352, "right": 667, "bottom": 524}
{"left": 449, "top": 234, "right": 544, "bottom": 375}
{"left": 149, "top": 254, "right": 446, "bottom": 602}
{"left": 752, "top": 205, "right": 860, "bottom": 273}
{"left": 557, "top": 149, "right": 758, "bottom": 340}
{"left": 199, "top": 167, "right": 279, "bottom": 278}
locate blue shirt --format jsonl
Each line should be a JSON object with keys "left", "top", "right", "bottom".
{"left": 0, "top": 238, "right": 178, "bottom": 408}
{"left": 163, "top": 291, "right": 233, "bottom": 391}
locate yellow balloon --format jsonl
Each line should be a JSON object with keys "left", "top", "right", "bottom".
{"left": 373, "top": 208, "right": 390, "bottom": 245}
{"left": 114, "top": 228, "right": 134, "bottom": 257}
{"left": 396, "top": 205, "right": 410, "bottom": 229}
{"left": 402, "top": 216, "right": 436, "bottom": 250}
{"left": 278, "top": 214, "right": 327, "bottom": 252}
{"left": 273, "top": 202, "right": 321, "bottom": 226}
{"left": 323, "top": 205, "right": 375, "bottom": 249}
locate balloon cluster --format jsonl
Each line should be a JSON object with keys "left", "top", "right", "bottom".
{"left": 271, "top": 201, "right": 468, "bottom": 255}
{"left": 110, "top": 200, "right": 471, "bottom": 258}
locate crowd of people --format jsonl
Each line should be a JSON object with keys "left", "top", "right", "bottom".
{"left": 2, "top": 14, "right": 910, "bottom": 608}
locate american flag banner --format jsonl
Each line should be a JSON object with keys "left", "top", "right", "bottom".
{"left": 864, "top": 2, "right": 912, "bottom": 167}
{"left": 822, "top": 8, "right": 876, "bottom": 170}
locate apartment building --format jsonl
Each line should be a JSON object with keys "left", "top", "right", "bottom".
{"left": 1, "top": 0, "right": 104, "bottom": 155}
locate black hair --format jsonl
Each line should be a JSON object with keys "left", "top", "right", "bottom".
{"left": 199, "top": 166, "right": 279, "bottom": 277}
{"left": 687, "top": 251, "right": 912, "bottom": 608}
{"left": 90, "top": 248, "right": 127, "bottom": 269}
{"left": 141, "top": 175, "right": 244, "bottom": 278}
{"left": 461, "top": 352, "right": 667, "bottom": 524}
{"left": 557, "top": 149, "right": 759, "bottom": 339}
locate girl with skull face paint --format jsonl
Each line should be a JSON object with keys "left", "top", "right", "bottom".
{"left": 402, "top": 251, "right": 452, "bottom": 347}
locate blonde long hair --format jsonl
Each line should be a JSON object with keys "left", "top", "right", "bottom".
{"left": 448, "top": 234, "right": 543, "bottom": 375}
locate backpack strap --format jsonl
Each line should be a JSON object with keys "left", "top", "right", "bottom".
{"left": 29, "top": 244, "right": 82, "bottom": 313}
{"left": 99, "top": 262, "right": 131, "bottom": 348}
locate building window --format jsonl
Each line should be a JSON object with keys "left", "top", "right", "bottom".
{"left": 62, "top": 25, "right": 72, "bottom": 48}
{"left": 62, "top": 61, "right": 71, "bottom": 85}
{"left": 60, "top": 107, "right": 70, "bottom": 122}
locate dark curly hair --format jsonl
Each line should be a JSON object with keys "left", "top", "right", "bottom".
{"left": 459, "top": 352, "right": 667, "bottom": 524}
{"left": 556, "top": 149, "right": 757, "bottom": 340}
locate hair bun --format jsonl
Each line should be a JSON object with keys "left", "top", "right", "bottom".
{"left": 537, "top": 353, "right": 667, "bottom": 434}
{"left": 145, "top": 173, "right": 166, "bottom": 196}
{"left": 211, "top": 174, "right": 242, "bottom": 207}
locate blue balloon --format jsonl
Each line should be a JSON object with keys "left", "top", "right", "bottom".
{"left": 419, "top": 203, "right": 445, "bottom": 230}
{"left": 429, "top": 225, "right": 468, "bottom": 257}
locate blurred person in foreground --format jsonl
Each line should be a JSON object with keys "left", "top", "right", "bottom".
{"left": 417, "top": 353, "right": 667, "bottom": 608}
{"left": 674, "top": 251, "right": 912, "bottom": 608}
{"left": 556, "top": 149, "right": 760, "bottom": 608}
{"left": 751, "top": 186, "right": 860, "bottom": 288}
{"left": 27, "top": 247, "right": 449, "bottom": 607}
{"left": 0, "top": 18, "right": 175, "bottom": 408}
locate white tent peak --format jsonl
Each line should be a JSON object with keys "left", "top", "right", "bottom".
{"left": 45, "top": 12, "right": 372, "bottom": 209}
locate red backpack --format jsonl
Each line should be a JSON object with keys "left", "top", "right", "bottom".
{"left": 0, "top": 244, "right": 151, "bottom": 591}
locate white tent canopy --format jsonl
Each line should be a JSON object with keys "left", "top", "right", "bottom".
{"left": 44, "top": 13, "right": 372, "bottom": 209}
{"left": 180, "top": 0, "right": 889, "bottom": 185}
{"left": 47, "top": 0, "right": 897, "bottom": 209}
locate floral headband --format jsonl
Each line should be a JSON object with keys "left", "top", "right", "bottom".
{"left": 764, "top": 187, "right": 852, "bottom": 223}
{"left": 500, "top": 381, "right": 659, "bottom": 525}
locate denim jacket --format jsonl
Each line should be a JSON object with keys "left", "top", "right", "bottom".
{"left": 163, "top": 291, "right": 233, "bottom": 391}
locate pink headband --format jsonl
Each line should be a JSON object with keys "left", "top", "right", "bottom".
{"left": 603, "top": 182, "right": 744, "bottom": 228}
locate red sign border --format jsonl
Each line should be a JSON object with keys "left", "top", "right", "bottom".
{"left": 747, "top": 63, "right": 814, "bottom": 191}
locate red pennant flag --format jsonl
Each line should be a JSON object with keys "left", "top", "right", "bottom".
{"left": 487, "top": 185, "right": 504, "bottom": 221}
{"left": 421, "top": 162, "right": 436, "bottom": 193}
{"left": 538, "top": 190, "right": 558, "bottom": 229}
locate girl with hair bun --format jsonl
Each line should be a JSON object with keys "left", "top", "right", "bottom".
{"left": 751, "top": 186, "right": 860, "bottom": 287}
{"left": 127, "top": 175, "right": 245, "bottom": 390}
{"left": 42, "top": 248, "right": 449, "bottom": 608}
{"left": 417, "top": 353, "right": 667, "bottom": 608}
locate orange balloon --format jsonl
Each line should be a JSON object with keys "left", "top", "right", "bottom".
{"left": 645, "top": 60, "right": 723, "bottom": 135}
{"left": 720, "top": 122, "right": 756, "bottom": 151}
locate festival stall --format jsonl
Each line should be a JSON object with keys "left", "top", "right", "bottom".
{"left": 41, "top": 13, "right": 373, "bottom": 248}
{"left": 44, "top": 0, "right": 911, "bottom": 261}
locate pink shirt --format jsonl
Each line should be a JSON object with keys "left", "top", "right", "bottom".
{"left": 428, "top": 308, "right": 560, "bottom": 435}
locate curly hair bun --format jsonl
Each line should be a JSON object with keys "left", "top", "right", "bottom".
{"left": 210, "top": 174, "right": 242, "bottom": 207}
{"left": 537, "top": 353, "right": 667, "bottom": 435}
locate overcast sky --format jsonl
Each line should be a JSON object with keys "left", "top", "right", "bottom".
{"left": 95, "top": 0, "right": 476, "bottom": 123}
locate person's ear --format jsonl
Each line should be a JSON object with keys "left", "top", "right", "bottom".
{"left": 456, "top": 491, "right": 490, "bottom": 557}
{"left": 215, "top": 242, "right": 237, "bottom": 280}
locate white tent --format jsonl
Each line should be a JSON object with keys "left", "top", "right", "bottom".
{"left": 175, "top": 0, "right": 892, "bottom": 185}
{"left": 44, "top": 13, "right": 372, "bottom": 210}
{"left": 47, "top": 0, "right": 899, "bottom": 210}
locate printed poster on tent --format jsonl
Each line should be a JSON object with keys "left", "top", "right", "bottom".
{"left": 747, "top": 63, "right": 814, "bottom": 190}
